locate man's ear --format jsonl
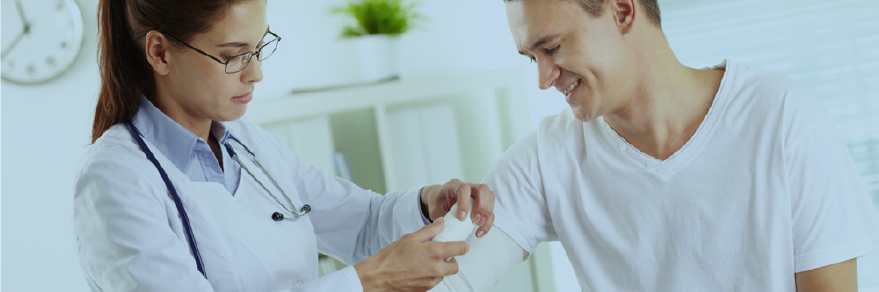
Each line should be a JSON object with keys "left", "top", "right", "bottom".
{"left": 143, "top": 31, "right": 172, "bottom": 76}
{"left": 610, "top": 0, "right": 636, "bottom": 35}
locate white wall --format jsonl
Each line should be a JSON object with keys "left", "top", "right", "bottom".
{"left": 1, "top": 0, "right": 100, "bottom": 290}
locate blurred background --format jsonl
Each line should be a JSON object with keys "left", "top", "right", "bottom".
{"left": 1, "top": 0, "right": 877, "bottom": 291}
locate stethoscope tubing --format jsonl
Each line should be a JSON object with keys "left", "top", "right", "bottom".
{"left": 125, "top": 120, "right": 208, "bottom": 278}
{"left": 223, "top": 138, "right": 311, "bottom": 220}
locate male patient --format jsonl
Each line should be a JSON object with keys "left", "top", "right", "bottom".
{"left": 432, "top": 0, "right": 879, "bottom": 291}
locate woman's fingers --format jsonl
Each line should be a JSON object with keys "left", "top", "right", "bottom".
{"left": 429, "top": 180, "right": 498, "bottom": 238}
{"left": 439, "top": 240, "right": 470, "bottom": 260}
{"left": 356, "top": 222, "right": 473, "bottom": 291}
{"left": 454, "top": 182, "right": 471, "bottom": 221}
{"left": 407, "top": 217, "right": 445, "bottom": 243}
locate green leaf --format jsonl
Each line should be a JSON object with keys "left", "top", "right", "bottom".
{"left": 329, "top": 0, "right": 427, "bottom": 39}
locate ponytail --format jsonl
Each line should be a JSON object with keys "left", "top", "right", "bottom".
{"left": 93, "top": 0, "right": 154, "bottom": 143}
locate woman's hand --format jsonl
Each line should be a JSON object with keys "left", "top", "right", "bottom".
{"left": 421, "top": 179, "right": 496, "bottom": 238}
{"left": 354, "top": 218, "right": 469, "bottom": 292}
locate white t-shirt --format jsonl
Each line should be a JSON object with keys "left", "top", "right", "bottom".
{"left": 485, "top": 60, "right": 879, "bottom": 291}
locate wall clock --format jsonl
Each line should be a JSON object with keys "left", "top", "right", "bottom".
{"left": 1, "top": 0, "right": 84, "bottom": 84}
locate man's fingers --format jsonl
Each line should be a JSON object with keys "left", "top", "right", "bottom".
{"left": 410, "top": 217, "right": 445, "bottom": 243}
{"left": 455, "top": 183, "right": 472, "bottom": 221}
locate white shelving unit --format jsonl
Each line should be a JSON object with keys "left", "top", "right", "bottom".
{"left": 247, "top": 68, "right": 532, "bottom": 194}
{"left": 246, "top": 68, "right": 556, "bottom": 292}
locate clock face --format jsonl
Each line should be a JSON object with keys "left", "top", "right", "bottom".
{"left": 1, "top": 0, "right": 84, "bottom": 84}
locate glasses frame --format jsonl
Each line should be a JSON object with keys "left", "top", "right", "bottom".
{"left": 134, "top": 29, "right": 281, "bottom": 74}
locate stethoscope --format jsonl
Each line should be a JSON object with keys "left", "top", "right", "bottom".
{"left": 125, "top": 120, "right": 311, "bottom": 278}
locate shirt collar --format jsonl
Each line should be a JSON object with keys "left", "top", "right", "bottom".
{"left": 132, "top": 96, "right": 232, "bottom": 172}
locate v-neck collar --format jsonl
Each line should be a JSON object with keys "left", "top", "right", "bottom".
{"left": 595, "top": 59, "right": 738, "bottom": 179}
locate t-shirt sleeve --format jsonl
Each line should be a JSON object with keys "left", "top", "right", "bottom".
{"left": 784, "top": 88, "right": 879, "bottom": 273}
{"left": 482, "top": 130, "right": 557, "bottom": 253}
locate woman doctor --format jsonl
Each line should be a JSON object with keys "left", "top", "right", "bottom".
{"left": 72, "top": 0, "right": 497, "bottom": 291}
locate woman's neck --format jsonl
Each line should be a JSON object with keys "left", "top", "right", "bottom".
{"left": 149, "top": 93, "right": 213, "bottom": 142}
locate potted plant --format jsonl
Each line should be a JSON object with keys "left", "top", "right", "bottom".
{"left": 331, "top": 0, "right": 425, "bottom": 83}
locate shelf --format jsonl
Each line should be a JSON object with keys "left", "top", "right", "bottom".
{"left": 247, "top": 68, "right": 530, "bottom": 193}
{"left": 246, "top": 68, "right": 529, "bottom": 128}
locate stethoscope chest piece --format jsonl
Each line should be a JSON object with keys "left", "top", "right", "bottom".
{"left": 223, "top": 136, "right": 311, "bottom": 223}
{"left": 271, "top": 204, "right": 311, "bottom": 221}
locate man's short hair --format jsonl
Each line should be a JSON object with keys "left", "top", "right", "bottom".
{"left": 506, "top": 0, "right": 662, "bottom": 27}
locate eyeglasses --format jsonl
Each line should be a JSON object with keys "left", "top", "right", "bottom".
{"left": 134, "top": 29, "right": 281, "bottom": 74}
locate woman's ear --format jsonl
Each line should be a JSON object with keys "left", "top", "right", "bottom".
{"left": 610, "top": 0, "right": 636, "bottom": 35}
{"left": 143, "top": 31, "right": 172, "bottom": 76}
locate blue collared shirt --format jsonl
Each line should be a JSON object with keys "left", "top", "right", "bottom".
{"left": 132, "top": 97, "right": 241, "bottom": 194}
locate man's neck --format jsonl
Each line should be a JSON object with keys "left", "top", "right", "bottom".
{"left": 603, "top": 37, "right": 723, "bottom": 160}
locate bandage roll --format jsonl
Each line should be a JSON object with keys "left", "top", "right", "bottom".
{"left": 432, "top": 202, "right": 477, "bottom": 243}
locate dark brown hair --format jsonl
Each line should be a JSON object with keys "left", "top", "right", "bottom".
{"left": 93, "top": 0, "right": 246, "bottom": 143}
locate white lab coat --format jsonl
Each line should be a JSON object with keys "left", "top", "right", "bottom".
{"left": 73, "top": 116, "right": 427, "bottom": 292}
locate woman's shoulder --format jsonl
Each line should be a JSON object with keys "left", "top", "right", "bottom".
{"left": 73, "top": 124, "right": 178, "bottom": 239}
{"left": 84, "top": 124, "right": 148, "bottom": 164}
{"left": 76, "top": 124, "right": 165, "bottom": 189}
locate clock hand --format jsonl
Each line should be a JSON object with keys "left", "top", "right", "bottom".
{"left": 3, "top": 0, "right": 31, "bottom": 60}
{"left": 15, "top": 0, "right": 32, "bottom": 34}
{"left": 1, "top": 31, "right": 25, "bottom": 59}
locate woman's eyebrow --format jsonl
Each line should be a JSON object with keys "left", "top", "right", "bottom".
{"left": 216, "top": 27, "right": 270, "bottom": 48}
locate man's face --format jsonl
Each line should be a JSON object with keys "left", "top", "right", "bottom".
{"left": 507, "top": 0, "right": 634, "bottom": 122}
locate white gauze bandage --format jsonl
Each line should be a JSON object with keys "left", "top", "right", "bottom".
{"left": 432, "top": 203, "right": 477, "bottom": 243}
{"left": 429, "top": 215, "right": 525, "bottom": 291}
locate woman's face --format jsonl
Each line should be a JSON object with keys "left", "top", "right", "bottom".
{"left": 162, "top": 0, "right": 268, "bottom": 123}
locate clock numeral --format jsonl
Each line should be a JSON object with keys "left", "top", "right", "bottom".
{"left": 27, "top": 64, "right": 36, "bottom": 75}
{"left": 47, "top": 56, "right": 57, "bottom": 67}
{"left": 60, "top": 41, "right": 68, "bottom": 49}
{"left": 56, "top": 1, "right": 65, "bottom": 11}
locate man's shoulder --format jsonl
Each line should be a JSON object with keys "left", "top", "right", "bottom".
{"left": 723, "top": 61, "right": 831, "bottom": 145}
{"left": 731, "top": 62, "right": 810, "bottom": 96}
{"left": 535, "top": 108, "right": 590, "bottom": 140}
{"left": 723, "top": 61, "right": 822, "bottom": 123}
{"left": 726, "top": 62, "right": 816, "bottom": 106}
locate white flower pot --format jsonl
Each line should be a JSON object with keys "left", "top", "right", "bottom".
{"left": 352, "top": 34, "right": 400, "bottom": 83}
